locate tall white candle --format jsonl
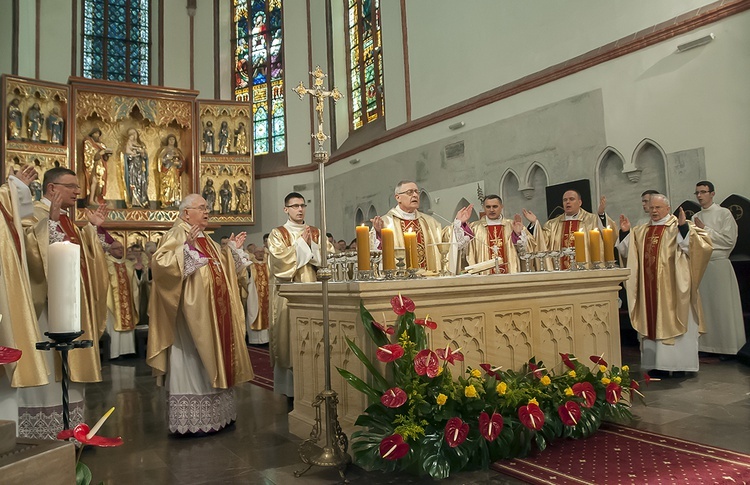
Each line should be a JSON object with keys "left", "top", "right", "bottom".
{"left": 47, "top": 241, "right": 81, "bottom": 333}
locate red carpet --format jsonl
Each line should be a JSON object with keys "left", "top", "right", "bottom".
{"left": 247, "top": 345, "right": 273, "bottom": 391}
{"left": 491, "top": 423, "right": 750, "bottom": 484}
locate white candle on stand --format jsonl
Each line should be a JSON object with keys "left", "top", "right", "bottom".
{"left": 47, "top": 241, "right": 81, "bottom": 334}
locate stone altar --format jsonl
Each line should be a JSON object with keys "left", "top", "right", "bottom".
{"left": 280, "top": 268, "right": 630, "bottom": 439}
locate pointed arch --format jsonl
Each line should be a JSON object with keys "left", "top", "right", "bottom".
{"left": 500, "top": 169, "right": 525, "bottom": 218}
{"left": 596, "top": 146, "right": 640, "bottom": 222}
{"left": 355, "top": 207, "right": 365, "bottom": 226}
{"left": 632, "top": 138, "right": 669, "bottom": 199}
{"left": 524, "top": 162, "right": 550, "bottom": 190}
{"left": 419, "top": 189, "right": 432, "bottom": 214}
{"left": 367, "top": 205, "right": 377, "bottom": 221}
{"left": 453, "top": 197, "right": 479, "bottom": 223}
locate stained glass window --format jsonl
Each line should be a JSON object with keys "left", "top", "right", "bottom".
{"left": 346, "top": 0, "right": 384, "bottom": 130}
{"left": 233, "top": 0, "right": 285, "bottom": 156}
{"left": 82, "top": 0, "right": 150, "bottom": 85}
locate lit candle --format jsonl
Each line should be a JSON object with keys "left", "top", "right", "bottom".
{"left": 404, "top": 230, "right": 418, "bottom": 269}
{"left": 381, "top": 227, "right": 395, "bottom": 270}
{"left": 356, "top": 224, "right": 370, "bottom": 271}
{"left": 601, "top": 227, "right": 615, "bottom": 262}
{"left": 589, "top": 228, "right": 602, "bottom": 263}
{"left": 47, "top": 241, "right": 81, "bottom": 333}
{"left": 573, "top": 231, "right": 586, "bottom": 263}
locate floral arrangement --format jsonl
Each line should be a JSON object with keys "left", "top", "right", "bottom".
{"left": 337, "top": 295, "right": 644, "bottom": 480}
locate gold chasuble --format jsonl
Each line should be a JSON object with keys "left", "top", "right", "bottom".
{"left": 0, "top": 182, "right": 48, "bottom": 389}
{"left": 380, "top": 208, "right": 451, "bottom": 272}
{"left": 467, "top": 217, "right": 536, "bottom": 274}
{"left": 24, "top": 202, "right": 109, "bottom": 383}
{"left": 625, "top": 216, "right": 712, "bottom": 342}
{"left": 536, "top": 209, "right": 614, "bottom": 269}
{"left": 105, "top": 256, "right": 138, "bottom": 332}
{"left": 250, "top": 258, "right": 270, "bottom": 332}
{"left": 147, "top": 219, "right": 253, "bottom": 390}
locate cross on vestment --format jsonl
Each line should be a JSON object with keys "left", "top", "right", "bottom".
{"left": 293, "top": 66, "right": 343, "bottom": 152}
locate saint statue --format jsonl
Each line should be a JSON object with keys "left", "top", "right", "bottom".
{"left": 219, "top": 179, "right": 233, "bottom": 214}
{"left": 46, "top": 107, "right": 64, "bottom": 145}
{"left": 235, "top": 179, "right": 251, "bottom": 213}
{"left": 233, "top": 122, "right": 248, "bottom": 155}
{"left": 202, "top": 178, "right": 216, "bottom": 213}
{"left": 29, "top": 180, "right": 43, "bottom": 201}
{"left": 83, "top": 127, "right": 113, "bottom": 205}
{"left": 203, "top": 121, "right": 215, "bottom": 154}
{"left": 218, "top": 121, "right": 230, "bottom": 155}
{"left": 26, "top": 103, "right": 44, "bottom": 142}
{"left": 121, "top": 128, "right": 149, "bottom": 208}
{"left": 7, "top": 98, "right": 22, "bottom": 140}
{"left": 157, "top": 135, "right": 185, "bottom": 208}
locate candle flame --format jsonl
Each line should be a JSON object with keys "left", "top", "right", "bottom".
{"left": 86, "top": 406, "right": 115, "bottom": 440}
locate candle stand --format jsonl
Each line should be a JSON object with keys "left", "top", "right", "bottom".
{"left": 591, "top": 261, "right": 603, "bottom": 270}
{"left": 605, "top": 260, "right": 618, "bottom": 269}
{"left": 35, "top": 331, "right": 92, "bottom": 430}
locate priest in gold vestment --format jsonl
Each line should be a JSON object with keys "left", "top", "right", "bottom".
{"left": 20, "top": 167, "right": 111, "bottom": 440}
{"left": 616, "top": 195, "right": 712, "bottom": 375}
{"left": 523, "top": 190, "right": 615, "bottom": 269}
{"left": 268, "top": 192, "right": 334, "bottom": 397}
{"left": 466, "top": 195, "right": 535, "bottom": 274}
{"left": 105, "top": 240, "right": 138, "bottom": 359}
{"left": 147, "top": 194, "right": 254, "bottom": 435}
{"left": 371, "top": 181, "right": 474, "bottom": 274}
{"left": 0, "top": 166, "right": 49, "bottom": 426}
{"left": 247, "top": 248, "right": 270, "bottom": 345}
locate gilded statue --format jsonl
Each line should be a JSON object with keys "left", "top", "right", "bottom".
{"left": 219, "top": 179, "right": 233, "bottom": 214}
{"left": 121, "top": 128, "right": 149, "bottom": 208}
{"left": 26, "top": 102, "right": 44, "bottom": 142}
{"left": 234, "top": 122, "right": 248, "bottom": 155}
{"left": 202, "top": 178, "right": 216, "bottom": 213}
{"left": 46, "top": 107, "right": 64, "bottom": 145}
{"left": 234, "top": 179, "right": 251, "bottom": 213}
{"left": 203, "top": 121, "right": 215, "bottom": 154}
{"left": 7, "top": 98, "right": 22, "bottom": 140}
{"left": 157, "top": 134, "right": 185, "bottom": 208}
{"left": 83, "top": 127, "right": 113, "bottom": 205}
{"left": 218, "top": 121, "right": 230, "bottom": 155}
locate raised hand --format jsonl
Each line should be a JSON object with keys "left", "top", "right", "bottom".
{"left": 678, "top": 207, "right": 687, "bottom": 226}
{"left": 16, "top": 165, "right": 38, "bottom": 186}
{"left": 598, "top": 196, "right": 607, "bottom": 216}
{"left": 693, "top": 216, "right": 705, "bottom": 229}
{"left": 512, "top": 213, "right": 523, "bottom": 235}
{"left": 522, "top": 208, "right": 537, "bottom": 224}
{"left": 49, "top": 191, "right": 63, "bottom": 222}
{"left": 619, "top": 214, "right": 630, "bottom": 233}
{"left": 301, "top": 226, "right": 312, "bottom": 246}
{"left": 456, "top": 204, "right": 473, "bottom": 224}
{"left": 186, "top": 224, "right": 201, "bottom": 247}
{"left": 370, "top": 215, "right": 384, "bottom": 234}
{"left": 85, "top": 203, "right": 109, "bottom": 227}
{"left": 230, "top": 231, "right": 247, "bottom": 249}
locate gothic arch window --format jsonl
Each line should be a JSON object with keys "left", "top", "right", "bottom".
{"left": 355, "top": 207, "right": 365, "bottom": 226}
{"left": 233, "top": 0, "right": 286, "bottom": 156}
{"left": 345, "top": 0, "right": 384, "bottom": 130}
{"left": 82, "top": 0, "right": 150, "bottom": 84}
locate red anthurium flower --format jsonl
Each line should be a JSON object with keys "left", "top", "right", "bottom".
{"left": 57, "top": 407, "right": 123, "bottom": 447}
{"left": 605, "top": 382, "right": 622, "bottom": 404}
{"left": 478, "top": 412, "right": 503, "bottom": 441}
{"left": 559, "top": 353, "right": 576, "bottom": 370}
{"left": 528, "top": 361, "right": 544, "bottom": 379}
{"left": 444, "top": 417, "right": 469, "bottom": 447}
{"left": 379, "top": 434, "right": 409, "bottom": 460}
{"left": 0, "top": 346, "right": 22, "bottom": 365}
{"left": 572, "top": 382, "right": 596, "bottom": 408}
{"left": 518, "top": 402, "right": 545, "bottom": 430}
{"left": 436, "top": 345, "right": 464, "bottom": 365}
{"left": 589, "top": 355, "right": 608, "bottom": 367}
{"left": 480, "top": 363, "right": 501, "bottom": 379}
{"left": 630, "top": 379, "right": 640, "bottom": 391}
{"left": 413, "top": 349, "right": 440, "bottom": 378}
{"left": 415, "top": 315, "right": 437, "bottom": 330}
{"left": 390, "top": 294, "right": 415, "bottom": 315}
{"left": 376, "top": 344, "right": 404, "bottom": 363}
{"left": 371, "top": 319, "right": 395, "bottom": 336}
{"left": 380, "top": 387, "right": 407, "bottom": 408}
{"left": 558, "top": 401, "right": 582, "bottom": 426}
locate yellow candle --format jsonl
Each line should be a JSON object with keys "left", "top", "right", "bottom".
{"left": 601, "top": 227, "right": 615, "bottom": 262}
{"left": 574, "top": 231, "right": 586, "bottom": 263}
{"left": 356, "top": 224, "right": 370, "bottom": 270}
{"left": 381, "top": 228, "right": 395, "bottom": 270}
{"left": 404, "top": 231, "right": 418, "bottom": 269}
{"left": 589, "top": 229, "right": 602, "bottom": 263}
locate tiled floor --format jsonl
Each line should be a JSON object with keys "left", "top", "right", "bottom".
{"left": 80, "top": 344, "right": 750, "bottom": 484}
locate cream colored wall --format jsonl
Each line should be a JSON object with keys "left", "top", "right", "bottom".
{"left": 0, "top": 0, "right": 14, "bottom": 76}
{"left": 193, "top": 3, "right": 214, "bottom": 97}
{"left": 39, "top": 0, "right": 72, "bottom": 82}
{"left": 163, "top": 2, "right": 190, "bottom": 90}
{"left": 16, "top": 0, "right": 35, "bottom": 78}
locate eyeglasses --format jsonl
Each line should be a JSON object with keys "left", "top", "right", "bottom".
{"left": 285, "top": 204, "right": 307, "bottom": 209}
{"left": 396, "top": 189, "right": 420, "bottom": 196}
{"left": 52, "top": 183, "right": 81, "bottom": 189}
{"left": 187, "top": 206, "right": 209, "bottom": 212}
{"left": 694, "top": 190, "right": 711, "bottom": 195}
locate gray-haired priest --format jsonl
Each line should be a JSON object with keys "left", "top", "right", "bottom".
{"left": 147, "top": 193, "right": 254, "bottom": 435}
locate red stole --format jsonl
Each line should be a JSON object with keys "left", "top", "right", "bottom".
{"left": 560, "top": 220, "right": 580, "bottom": 270}
{"left": 401, "top": 219, "right": 426, "bottom": 269}
{"left": 642, "top": 225, "right": 666, "bottom": 340}
{"left": 253, "top": 262, "right": 270, "bottom": 330}
{"left": 58, "top": 214, "right": 92, "bottom": 302}
{"left": 195, "top": 237, "right": 234, "bottom": 387}
{"left": 0, "top": 202, "right": 22, "bottom": 256}
{"left": 113, "top": 261, "right": 135, "bottom": 331}
{"left": 486, "top": 224, "right": 508, "bottom": 274}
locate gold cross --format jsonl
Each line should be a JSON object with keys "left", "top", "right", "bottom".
{"left": 293, "top": 66, "right": 343, "bottom": 153}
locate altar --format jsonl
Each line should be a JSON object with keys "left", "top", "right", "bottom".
{"left": 280, "top": 268, "right": 630, "bottom": 439}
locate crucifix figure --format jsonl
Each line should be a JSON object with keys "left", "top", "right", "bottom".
{"left": 293, "top": 66, "right": 343, "bottom": 153}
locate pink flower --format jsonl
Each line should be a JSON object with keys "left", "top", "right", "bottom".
{"left": 558, "top": 401, "right": 582, "bottom": 426}
{"left": 390, "top": 294, "right": 415, "bottom": 315}
{"left": 436, "top": 346, "right": 464, "bottom": 365}
{"left": 57, "top": 407, "right": 123, "bottom": 447}
{"left": 605, "top": 382, "right": 622, "bottom": 404}
{"left": 528, "top": 361, "right": 543, "bottom": 379}
{"left": 376, "top": 344, "right": 404, "bottom": 363}
{"left": 572, "top": 382, "right": 596, "bottom": 408}
{"left": 444, "top": 417, "right": 469, "bottom": 447}
{"left": 478, "top": 412, "right": 503, "bottom": 441}
{"left": 0, "top": 346, "right": 21, "bottom": 365}
{"left": 630, "top": 380, "right": 640, "bottom": 391}
{"left": 518, "top": 402, "right": 545, "bottom": 430}
{"left": 379, "top": 434, "right": 409, "bottom": 460}
{"left": 415, "top": 317, "right": 437, "bottom": 330}
{"left": 559, "top": 353, "right": 576, "bottom": 370}
{"left": 380, "top": 387, "right": 407, "bottom": 408}
{"left": 413, "top": 349, "right": 440, "bottom": 378}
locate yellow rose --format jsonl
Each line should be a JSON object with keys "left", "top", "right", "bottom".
{"left": 540, "top": 375, "right": 551, "bottom": 386}
{"left": 564, "top": 387, "right": 574, "bottom": 396}
{"left": 601, "top": 377, "right": 611, "bottom": 385}
{"left": 622, "top": 365, "right": 629, "bottom": 372}
{"left": 470, "top": 369, "right": 481, "bottom": 378}
{"left": 464, "top": 385, "right": 478, "bottom": 398}
{"left": 436, "top": 393, "right": 447, "bottom": 406}
{"left": 528, "top": 398, "right": 539, "bottom": 406}
{"left": 599, "top": 365, "right": 607, "bottom": 373}
{"left": 496, "top": 382, "right": 507, "bottom": 396}
{"left": 437, "top": 366, "right": 444, "bottom": 376}
{"left": 614, "top": 376, "right": 622, "bottom": 384}
{"left": 568, "top": 370, "right": 576, "bottom": 378}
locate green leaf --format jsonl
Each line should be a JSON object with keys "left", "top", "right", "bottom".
{"left": 336, "top": 367, "right": 382, "bottom": 402}
{"left": 344, "top": 336, "right": 390, "bottom": 392}
{"left": 360, "top": 301, "right": 389, "bottom": 347}
{"left": 418, "top": 431, "right": 453, "bottom": 479}
{"left": 76, "top": 462, "right": 93, "bottom": 485}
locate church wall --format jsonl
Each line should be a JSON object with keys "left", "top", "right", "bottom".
{"left": 0, "top": 0, "right": 14, "bottom": 76}
{"left": 16, "top": 0, "right": 35, "bottom": 79}
{"left": 39, "top": 0, "right": 73, "bottom": 82}
{"left": 379, "top": 0, "right": 408, "bottom": 129}
{"left": 162, "top": 1, "right": 191, "bottom": 90}
{"left": 192, "top": 2, "right": 214, "bottom": 97}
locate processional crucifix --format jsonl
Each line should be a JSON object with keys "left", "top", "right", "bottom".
{"left": 292, "top": 66, "right": 351, "bottom": 480}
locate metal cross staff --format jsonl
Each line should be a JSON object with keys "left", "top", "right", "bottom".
{"left": 293, "top": 66, "right": 343, "bottom": 155}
